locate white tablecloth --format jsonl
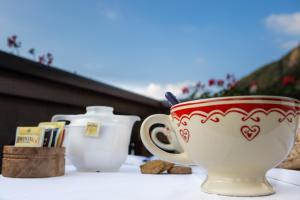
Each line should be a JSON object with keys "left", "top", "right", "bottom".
{"left": 1, "top": 155, "right": 300, "bottom": 200}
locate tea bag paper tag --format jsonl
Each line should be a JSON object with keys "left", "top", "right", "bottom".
{"left": 15, "top": 127, "right": 45, "bottom": 147}
{"left": 85, "top": 122, "right": 101, "bottom": 137}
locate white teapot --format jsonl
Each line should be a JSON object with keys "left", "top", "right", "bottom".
{"left": 51, "top": 106, "right": 140, "bottom": 172}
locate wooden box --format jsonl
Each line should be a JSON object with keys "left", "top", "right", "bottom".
{"left": 2, "top": 145, "right": 65, "bottom": 178}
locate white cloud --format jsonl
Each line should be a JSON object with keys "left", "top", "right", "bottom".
{"left": 144, "top": 83, "right": 163, "bottom": 100}
{"left": 280, "top": 40, "right": 300, "bottom": 50}
{"left": 119, "top": 81, "right": 196, "bottom": 100}
{"left": 265, "top": 12, "right": 300, "bottom": 35}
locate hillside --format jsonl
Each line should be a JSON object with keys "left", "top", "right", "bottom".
{"left": 235, "top": 45, "right": 300, "bottom": 98}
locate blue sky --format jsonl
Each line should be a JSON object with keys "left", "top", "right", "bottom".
{"left": 0, "top": 0, "right": 299, "bottom": 99}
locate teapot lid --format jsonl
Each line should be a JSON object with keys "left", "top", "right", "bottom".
{"left": 63, "top": 106, "right": 140, "bottom": 126}
{"left": 86, "top": 106, "right": 114, "bottom": 115}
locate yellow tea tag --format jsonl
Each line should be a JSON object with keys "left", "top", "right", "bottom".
{"left": 85, "top": 122, "right": 100, "bottom": 137}
{"left": 15, "top": 127, "right": 44, "bottom": 147}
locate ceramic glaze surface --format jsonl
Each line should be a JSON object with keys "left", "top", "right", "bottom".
{"left": 140, "top": 96, "right": 300, "bottom": 196}
{"left": 52, "top": 106, "right": 140, "bottom": 172}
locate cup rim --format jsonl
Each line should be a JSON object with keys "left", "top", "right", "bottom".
{"left": 171, "top": 95, "right": 300, "bottom": 110}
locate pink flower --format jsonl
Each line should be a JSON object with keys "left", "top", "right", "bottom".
{"left": 282, "top": 75, "right": 296, "bottom": 86}
{"left": 251, "top": 81, "right": 257, "bottom": 86}
{"left": 249, "top": 81, "right": 258, "bottom": 93}
{"left": 227, "top": 81, "right": 236, "bottom": 89}
{"left": 217, "top": 79, "right": 224, "bottom": 87}
{"left": 38, "top": 55, "right": 46, "bottom": 64}
{"left": 182, "top": 87, "right": 189, "bottom": 94}
{"left": 46, "top": 53, "right": 53, "bottom": 65}
{"left": 7, "top": 35, "right": 17, "bottom": 48}
{"left": 208, "top": 79, "right": 215, "bottom": 86}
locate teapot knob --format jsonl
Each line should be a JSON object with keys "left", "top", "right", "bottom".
{"left": 86, "top": 106, "right": 114, "bottom": 114}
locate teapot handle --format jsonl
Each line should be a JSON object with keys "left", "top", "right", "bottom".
{"left": 140, "top": 114, "right": 192, "bottom": 165}
{"left": 51, "top": 115, "right": 75, "bottom": 123}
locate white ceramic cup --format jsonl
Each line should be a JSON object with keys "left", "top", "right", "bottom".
{"left": 140, "top": 96, "right": 300, "bottom": 196}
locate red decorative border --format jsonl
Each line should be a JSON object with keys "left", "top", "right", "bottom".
{"left": 172, "top": 101, "right": 299, "bottom": 142}
{"left": 171, "top": 96, "right": 299, "bottom": 110}
{"left": 171, "top": 103, "right": 300, "bottom": 127}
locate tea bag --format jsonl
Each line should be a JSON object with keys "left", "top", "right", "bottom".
{"left": 15, "top": 127, "right": 45, "bottom": 147}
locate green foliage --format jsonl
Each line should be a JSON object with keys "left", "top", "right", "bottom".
{"left": 181, "top": 45, "right": 300, "bottom": 101}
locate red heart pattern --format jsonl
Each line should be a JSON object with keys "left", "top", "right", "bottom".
{"left": 180, "top": 129, "right": 190, "bottom": 143}
{"left": 240, "top": 125, "right": 260, "bottom": 141}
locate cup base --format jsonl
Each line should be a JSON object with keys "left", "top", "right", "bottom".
{"left": 201, "top": 176, "right": 275, "bottom": 197}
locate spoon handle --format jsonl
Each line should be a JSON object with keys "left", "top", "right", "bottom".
{"left": 165, "top": 92, "right": 180, "bottom": 106}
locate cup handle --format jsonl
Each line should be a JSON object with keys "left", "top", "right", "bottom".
{"left": 150, "top": 126, "right": 183, "bottom": 152}
{"left": 140, "top": 114, "right": 193, "bottom": 165}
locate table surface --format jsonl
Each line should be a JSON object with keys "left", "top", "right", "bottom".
{"left": 1, "top": 155, "right": 300, "bottom": 200}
